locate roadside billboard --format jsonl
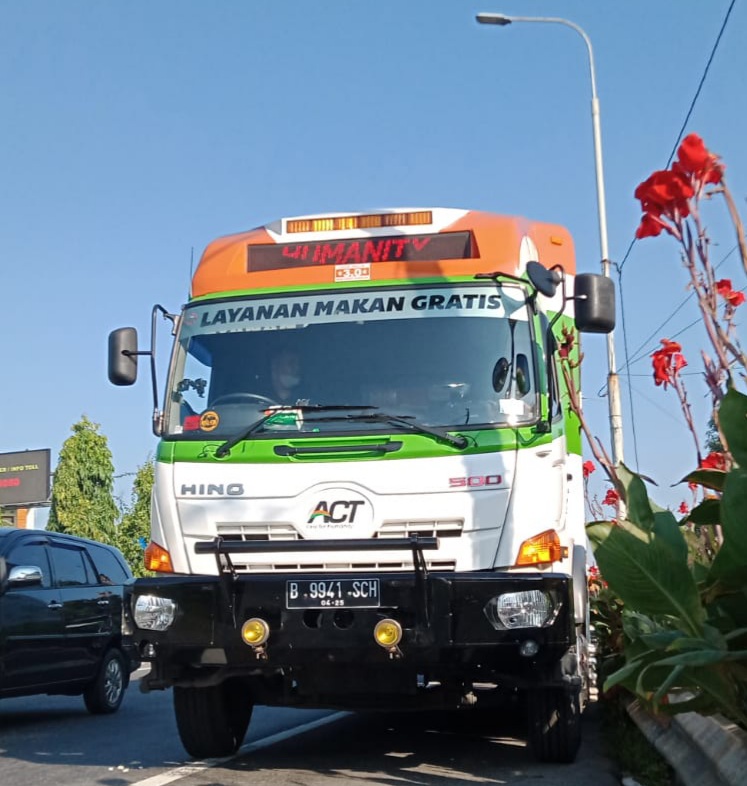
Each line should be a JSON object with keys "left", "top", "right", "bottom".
{"left": 0, "top": 449, "right": 52, "bottom": 507}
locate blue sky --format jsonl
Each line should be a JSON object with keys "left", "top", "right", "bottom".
{"left": 2, "top": 0, "right": 745, "bottom": 518}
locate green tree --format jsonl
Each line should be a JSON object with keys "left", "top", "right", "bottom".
{"left": 116, "top": 458, "right": 154, "bottom": 576}
{"left": 705, "top": 416, "right": 724, "bottom": 454}
{"left": 47, "top": 416, "right": 118, "bottom": 543}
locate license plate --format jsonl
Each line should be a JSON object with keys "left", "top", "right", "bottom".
{"left": 286, "top": 578, "right": 380, "bottom": 609}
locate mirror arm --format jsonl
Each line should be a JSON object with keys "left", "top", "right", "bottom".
{"left": 131, "top": 304, "right": 176, "bottom": 436}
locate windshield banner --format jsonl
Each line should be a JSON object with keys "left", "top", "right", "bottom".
{"left": 181, "top": 286, "right": 528, "bottom": 338}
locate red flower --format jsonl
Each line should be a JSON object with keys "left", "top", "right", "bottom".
{"left": 651, "top": 338, "right": 687, "bottom": 388}
{"left": 700, "top": 451, "right": 726, "bottom": 471}
{"left": 675, "top": 133, "right": 724, "bottom": 186}
{"left": 583, "top": 460, "right": 595, "bottom": 478}
{"left": 602, "top": 488, "right": 620, "bottom": 507}
{"left": 678, "top": 501, "right": 689, "bottom": 515}
{"left": 716, "top": 279, "right": 745, "bottom": 307}
{"left": 634, "top": 135, "right": 724, "bottom": 242}
{"left": 635, "top": 213, "right": 665, "bottom": 239}
{"left": 558, "top": 326, "right": 575, "bottom": 359}
{"left": 635, "top": 169, "right": 694, "bottom": 220}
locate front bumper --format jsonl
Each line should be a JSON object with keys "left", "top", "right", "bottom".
{"left": 133, "top": 573, "right": 574, "bottom": 689}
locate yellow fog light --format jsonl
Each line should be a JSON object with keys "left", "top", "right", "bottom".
{"left": 241, "top": 617, "right": 270, "bottom": 647}
{"left": 373, "top": 619, "right": 403, "bottom": 649}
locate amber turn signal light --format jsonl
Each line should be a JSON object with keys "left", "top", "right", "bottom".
{"left": 515, "top": 529, "right": 566, "bottom": 566}
{"left": 144, "top": 541, "right": 174, "bottom": 573}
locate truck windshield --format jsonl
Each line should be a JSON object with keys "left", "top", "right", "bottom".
{"left": 164, "top": 284, "right": 539, "bottom": 438}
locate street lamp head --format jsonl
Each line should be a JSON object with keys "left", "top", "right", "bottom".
{"left": 475, "top": 13, "right": 512, "bottom": 26}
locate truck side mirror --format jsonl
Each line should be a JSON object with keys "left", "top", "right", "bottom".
{"left": 574, "top": 274, "right": 615, "bottom": 334}
{"left": 108, "top": 327, "right": 139, "bottom": 386}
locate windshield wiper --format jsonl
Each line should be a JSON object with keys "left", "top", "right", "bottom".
{"left": 214, "top": 404, "right": 377, "bottom": 458}
{"left": 338, "top": 412, "right": 469, "bottom": 450}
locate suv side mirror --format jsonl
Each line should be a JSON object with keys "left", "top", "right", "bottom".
{"left": 8, "top": 565, "right": 44, "bottom": 587}
{"left": 574, "top": 274, "right": 615, "bottom": 333}
{"left": 108, "top": 327, "right": 139, "bottom": 386}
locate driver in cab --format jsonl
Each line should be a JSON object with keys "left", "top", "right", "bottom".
{"left": 269, "top": 348, "right": 303, "bottom": 405}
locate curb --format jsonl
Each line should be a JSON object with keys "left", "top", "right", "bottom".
{"left": 627, "top": 699, "right": 747, "bottom": 786}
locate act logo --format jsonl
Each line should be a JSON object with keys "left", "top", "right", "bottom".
{"left": 308, "top": 500, "right": 365, "bottom": 524}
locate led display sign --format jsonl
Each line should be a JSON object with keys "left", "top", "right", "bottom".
{"left": 0, "top": 448, "right": 51, "bottom": 507}
{"left": 247, "top": 231, "right": 473, "bottom": 272}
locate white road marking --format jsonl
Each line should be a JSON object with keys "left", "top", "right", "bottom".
{"left": 130, "top": 711, "right": 349, "bottom": 786}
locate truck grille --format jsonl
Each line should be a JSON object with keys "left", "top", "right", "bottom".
{"left": 212, "top": 519, "right": 462, "bottom": 573}
{"left": 216, "top": 522, "right": 299, "bottom": 541}
{"left": 216, "top": 518, "right": 464, "bottom": 542}
{"left": 376, "top": 519, "right": 464, "bottom": 538}
{"left": 232, "top": 559, "right": 457, "bottom": 573}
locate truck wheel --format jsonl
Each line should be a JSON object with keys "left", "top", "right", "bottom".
{"left": 173, "top": 681, "right": 253, "bottom": 759}
{"left": 84, "top": 648, "right": 127, "bottom": 714}
{"left": 527, "top": 688, "right": 581, "bottom": 763}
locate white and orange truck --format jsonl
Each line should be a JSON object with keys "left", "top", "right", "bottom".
{"left": 108, "top": 207, "right": 614, "bottom": 762}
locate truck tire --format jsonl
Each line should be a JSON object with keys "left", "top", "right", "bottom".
{"left": 174, "top": 681, "right": 253, "bottom": 759}
{"left": 84, "top": 648, "right": 127, "bottom": 715}
{"left": 527, "top": 687, "right": 581, "bottom": 763}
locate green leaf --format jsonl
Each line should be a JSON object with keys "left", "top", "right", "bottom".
{"left": 619, "top": 462, "right": 655, "bottom": 532}
{"left": 724, "top": 626, "right": 747, "bottom": 642}
{"left": 721, "top": 468, "right": 747, "bottom": 562}
{"left": 679, "top": 665, "right": 747, "bottom": 725}
{"left": 652, "top": 510, "right": 688, "bottom": 563}
{"left": 679, "top": 468, "right": 726, "bottom": 492}
{"left": 653, "top": 664, "right": 685, "bottom": 703}
{"left": 719, "top": 388, "right": 747, "bottom": 467}
{"left": 639, "top": 631, "right": 686, "bottom": 650}
{"left": 587, "top": 520, "right": 704, "bottom": 634}
{"left": 686, "top": 498, "right": 722, "bottom": 526}
{"left": 707, "top": 467, "right": 747, "bottom": 587}
{"left": 666, "top": 634, "right": 726, "bottom": 653}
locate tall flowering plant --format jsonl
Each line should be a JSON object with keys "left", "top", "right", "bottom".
{"left": 563, "top": 134, "right": 747, "bottom": 727}
{"left": 635, "top": 134, "right": 746, "bottom": 409}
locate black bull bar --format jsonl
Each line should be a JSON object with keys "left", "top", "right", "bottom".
{"left": 194, "top": 535, "right": 439, "bottom": 628}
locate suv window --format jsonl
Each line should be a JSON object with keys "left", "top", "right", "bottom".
{"left": 87, "top": 543, "right": 130, "bottom": 584}
{"left": 6, "top": 541, "right": 52, "bottom": 588}
{"left": 49, "top": 544, "right": 95, "bottom": 587}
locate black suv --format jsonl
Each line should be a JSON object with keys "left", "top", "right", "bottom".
{"left": 0, "top": 527, "right": 139, "bottom": 713}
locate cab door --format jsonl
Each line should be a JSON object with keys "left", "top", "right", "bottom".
{"left": 0, "top": 538, "right": 67, "bottom": 692}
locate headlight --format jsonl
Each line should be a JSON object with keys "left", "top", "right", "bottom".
{"left": 133, "top": 595, "right": 177, "bottom": 631}
{"left": 483, "top": 590, "right": 556, "bottom": 630}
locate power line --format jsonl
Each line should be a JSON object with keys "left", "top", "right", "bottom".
{"left": 613, "top": 1, "right": 736, "bottom": 467}
{"left": 617, "top": 0, "right": 737, "bottom": 275}
{"left": 621, "top": 245, "right": 738, "bottom": 372}
{"left": 663, "top": 0, "right": 738, "bottom": 169}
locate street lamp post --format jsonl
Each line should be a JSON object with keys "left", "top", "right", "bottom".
{"left": 476, "top": 12, "right": 625, "bottom": 470}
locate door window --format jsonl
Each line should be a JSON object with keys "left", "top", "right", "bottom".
{"left": 86, "top": 543, "right": 130, "bottom": 584}
{"left": 49, "top": 545, "right": 94, "bottom": 587}
{"left": 6, "top": 542, "right": 52, "bottom": 588}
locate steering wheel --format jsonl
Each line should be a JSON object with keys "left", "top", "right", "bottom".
{"left": 210, "top": 393, "right": 279, "bottom": 409}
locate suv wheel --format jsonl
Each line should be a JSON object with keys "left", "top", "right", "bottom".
{"left": 84, "top": 648, "right": 127, "bottom": 714}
